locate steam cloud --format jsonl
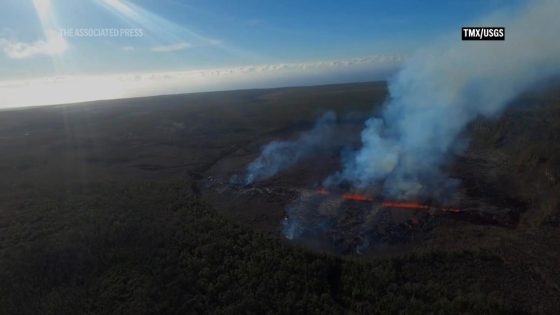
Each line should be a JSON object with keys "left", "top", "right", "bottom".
{"left": 243, "top": 111, "right": 336, "bottom": 185}
{"left": 329, "top": 0, "right": 560, "bottom": 198}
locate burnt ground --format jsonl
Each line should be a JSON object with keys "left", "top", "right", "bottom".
{"left": 197, "top": 83, "right": 560, "bottom": 311}
{"left": 198, "top": 93, "right": 536, "bottom": 256}
{"left": 1, "top": 81, "right": 560, "bottom": 312}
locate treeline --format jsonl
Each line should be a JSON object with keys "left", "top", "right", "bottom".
{"left": 0, "top": 180, "right": 517, "bottom": 314}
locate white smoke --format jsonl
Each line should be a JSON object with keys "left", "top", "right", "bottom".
{"left": 331, "top": 0, "right": 560, "bottom": 197}
{"left": 243, "top": 111, "right": 336, "bottom": 185}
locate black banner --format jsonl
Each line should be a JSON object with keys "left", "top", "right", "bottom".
{"left": 462, "top": 27, "right": 505, "bottom": 40}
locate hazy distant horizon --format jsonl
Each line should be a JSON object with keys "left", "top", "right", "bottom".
{"left": 0, "top": 55, "right": 403, "bottom": 109}
{"left": 0, "top": 77, "right": 390, "bottom": 111}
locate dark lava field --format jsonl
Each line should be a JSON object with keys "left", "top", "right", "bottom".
{"left": 1, "top": 82, "right": 559, "bottom": 313}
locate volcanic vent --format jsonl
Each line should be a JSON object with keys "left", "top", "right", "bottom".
{"left": 200, "top": 112, "right": 521, "bottom": 255}
{"left": 200, "top": 1, "right": 560, "bottom": 254}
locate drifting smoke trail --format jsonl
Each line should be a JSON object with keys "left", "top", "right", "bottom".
{"left": 329, "top": 0, "right": 560, "bottom": 198}
{"left": 243, "top": 111, "right": 336, "bottom": 185}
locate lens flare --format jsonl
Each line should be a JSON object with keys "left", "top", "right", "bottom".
{"left": 96, "top": 0, "right": 258, "bottom": 59}
{"left": 33, "top": 0, "right": 52, "bottom": 17}
{"left": 31, "top": 0, "right": 68, "bottom": 69}
{"left": 104, "top": 0, "right": 137, "bottom": 17}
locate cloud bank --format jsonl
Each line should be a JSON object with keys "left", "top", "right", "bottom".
{"left": 0, "top": 30, "right": 68, "bottom": 59}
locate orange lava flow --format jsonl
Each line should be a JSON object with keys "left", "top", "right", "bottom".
{"left": 440, "top": 207, "right": 462, "bottom": 213}
{"left": 314, "top": 188, "right": 462, "bottom": 214}
{"left": 383, "top": 201, "right": 462, "bottom": 214}
{"left": 342, "top": 193, "right": 373, "bottom": 202}
{"left": 382, "top": 201, "right": 430, "bottom": 210}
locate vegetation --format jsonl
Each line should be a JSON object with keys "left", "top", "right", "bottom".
{"left": 1, "top": 82, "right": 559, "bottom": 313}
{"left": 0, "top": 180, "right": 516, "bottom": 314}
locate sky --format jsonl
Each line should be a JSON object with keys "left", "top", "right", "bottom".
{"left": 0, "top": 0, "right": 526, "bottom": 108}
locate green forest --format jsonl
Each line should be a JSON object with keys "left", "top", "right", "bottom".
{"left": 0, "top": 180, "right": 517, "bottom": 314}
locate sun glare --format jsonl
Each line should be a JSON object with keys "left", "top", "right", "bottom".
{"left": 96, "top": 0, "right": 258, "bottom": 59}
{"left": 30, "top": 0, "right": 70, "bottom": 74}
{"left": 32, "top": 0, "right": 56, "bottom": 30}
{"left": 103, "top": 0, "right": 137, "bottom": 18}
{"left": 32, "top": 0, "right": 51, "bottom": 16}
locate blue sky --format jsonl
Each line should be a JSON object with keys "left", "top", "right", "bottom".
{"left": 0, "top": 0, "right": 525, "bottom": 107}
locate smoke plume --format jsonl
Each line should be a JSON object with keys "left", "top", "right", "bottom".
{"left": 243, "top": 111, "right": 336, "bottom": 184}
{"left": 329, "top": 0, "right": 560, "bottom": 198}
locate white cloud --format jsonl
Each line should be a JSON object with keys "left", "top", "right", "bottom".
{"left": 122, "top": 46, "right": 135, "bottom": 51}
{"left": 0, "top": 30, "right": 68, "bottom": 59}
{"left": 151, "top": 42, "right": 191, "bottom": 52}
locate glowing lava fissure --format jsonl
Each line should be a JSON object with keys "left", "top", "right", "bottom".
{"left": 342, "top": 193, "right": 373, "bottom": 202}
{"left": 381, "top": 202, "right": 461, "bottom": 213}
{"left": 316, "top": 188, "right": 462, "bottom": 213}
{"left": 381, "top": 201, "right": 429, "bottom": 210}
